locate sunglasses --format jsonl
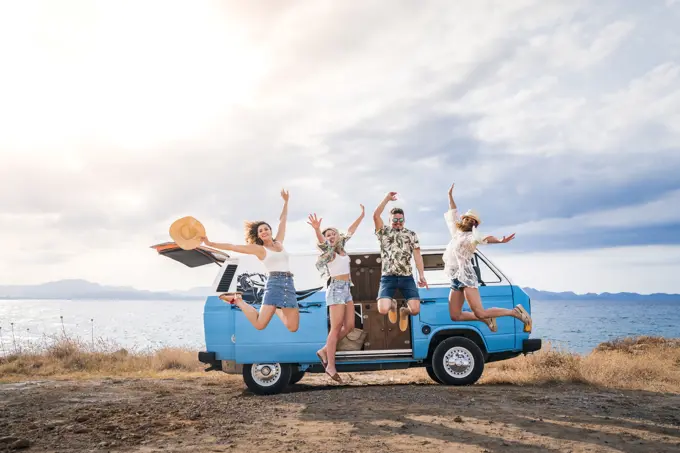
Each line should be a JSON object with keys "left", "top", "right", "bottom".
{"left": 392, "top": 218, "right": 405, "bottom": 223}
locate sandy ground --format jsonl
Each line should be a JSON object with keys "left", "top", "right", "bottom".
{"left": 1, "top": 369, "right": 679, "bottom": 453}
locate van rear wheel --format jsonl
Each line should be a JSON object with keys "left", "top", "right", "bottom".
{"left": 242, "top": 363, "right": 292, "bottom": 395}
{"left": 431, "top": 337, "right": 484, "bottom": 386}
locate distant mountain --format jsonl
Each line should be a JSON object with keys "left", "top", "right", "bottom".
{"left": 0, "top": 279, "right": 678, "bottom": 301}
{"left": 522, "top": 287, "right": 680, "bottom": 302}
{"left": 0, "top": 279, "right": 212, "bottom": 300}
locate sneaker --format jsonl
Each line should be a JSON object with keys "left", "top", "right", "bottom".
{"left": 388, "top": 300, "right": 398, "bottom": 324}
{"left": 399, "top": 307, "right": 410, "bottom": 332}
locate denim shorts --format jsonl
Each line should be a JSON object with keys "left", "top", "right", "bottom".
{"left": 377, "top": 275, "right": 420, "bottom": 301}
{"left": 450, "top": 277, "right": 467, "bottom": 292}
{"left": 262, "top": 272, "right": 298, "bottom": 309}
{"left": 326, "top": 279, "right": 353, "bottom": 306}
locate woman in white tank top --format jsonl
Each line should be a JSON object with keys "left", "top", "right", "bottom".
{"left": 307, "top": 205, "right": 365, "bottom": 382}
{"left": 201, "top": 189, "right": 301, "bottom": 333}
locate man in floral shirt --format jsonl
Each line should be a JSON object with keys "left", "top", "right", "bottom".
{"left": 373, "top": 191, "right": 428, "bottom": 331}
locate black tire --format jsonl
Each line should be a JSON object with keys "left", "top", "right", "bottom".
{"left": 425, "top": 365, "right": 444, "bottom": 384}
{"left": 242, "top": 363, "right": 292, "bottom": 395}
{"left": 431, "top": 337, "right": 485, "bottom": 386}
{"left": 289, "top": 369, "right": 305, "bottom": 385}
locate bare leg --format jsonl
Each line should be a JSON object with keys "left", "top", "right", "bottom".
{"left": 275, "top": 307, "right": 300, "bottom": 332}
{"left": 338, "top": 300, "right": 356, "bottom": 340}
{"left": 377, "top": 297, "right": 394, "bottom": 315}
{"left": 325, "top": 304, "right": 346, "bottom": 377}
{"left": 320, "top": 301, "right": 356, "bottom": 356}
{"left": 404, "top": 298, "right": 421, "bottom": 315}
{"left": 463, "top": 287, "right": 518, "bottom": 319}
{"left": 234, "top": 300, "right": 277, "bottom": 330}
{"left": 448, "top": 290, "right": 481, "bottom": 321}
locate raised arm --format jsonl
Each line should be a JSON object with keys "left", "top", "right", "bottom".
{"left": 448, "top": 183, "right": 457, "bottom": 210}
{"left": 306, "top": 213, "right": 325, "bottom": 244}
{"left": 484, "top": 233, "right": 516, "bottom": 244}
{"left": 347, "top": 204, "right": 365, "bottom": 235}
{"left": 201, "top": 237, "right": 264, "bottom": 259}
{"left": 373, "top": 192, "right": 397, "bottom": 231}
{"left": 274, "top": 189, "right": 289, "bottom": 243}
{"left": 444, "top": 184, "right": 458, "bottom": 237}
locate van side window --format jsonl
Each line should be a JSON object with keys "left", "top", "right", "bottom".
{"left": 473, "top": 253, "right": 502, "bottom": 285}
{"left": 421, "top": 253, "right": 449, "bottom": 285}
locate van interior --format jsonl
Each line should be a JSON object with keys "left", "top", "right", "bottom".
{"left": 333, "top": 251, "right": 448, "bottom": 361}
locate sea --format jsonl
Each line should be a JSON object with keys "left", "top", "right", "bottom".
{"left": 0, "top": 299, "right": 678, "bottom": 355}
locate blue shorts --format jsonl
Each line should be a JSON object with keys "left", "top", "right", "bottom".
{"left": 326, "top": 279, "right": 353, "bottom": 306}
{"left": 450, "top": 278, "right": 467, "bottom": 292}
{"left": 377, "top": 275, "right": 420, "bottom": 301}
{"left": 262, "top": 272, "right": 298, "bottom": 309}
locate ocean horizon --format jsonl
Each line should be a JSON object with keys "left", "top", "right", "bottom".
{"left": 1, "top": 298, "right": 678, "bottom": 355}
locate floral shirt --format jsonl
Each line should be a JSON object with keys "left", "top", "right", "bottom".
{"left": 315, "top": 233, "right": 352, "bottom": 280}
{"left": 375, "top": 226, "right": 420, "bottom": 276}
{"left": 442, "top": 208, "right": 488, "bottom": 287}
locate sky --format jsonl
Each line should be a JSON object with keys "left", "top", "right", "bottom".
{"left": 1, "top": 0, "right": 679, "bottom": 295}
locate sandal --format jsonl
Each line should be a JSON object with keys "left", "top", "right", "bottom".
{"left": 316, "top": 350, "right": 328, "bottom": 369}
{"left": 484, "top": 317, "right": 498, "bottom": 332}
{"left": 219, "top": 292, "right": 243, "bottom": 304}
{"left": 325, "top": 370, "right": 343, "bottom": 383}
{"left": 514, "top": 304, "right": 532, "bottom": 332}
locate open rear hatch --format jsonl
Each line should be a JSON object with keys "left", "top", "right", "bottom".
{"left": 150, "top": 242, "right": 229, "bottom": 267}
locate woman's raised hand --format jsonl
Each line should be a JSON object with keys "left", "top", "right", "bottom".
{"left": 500, "top": 233, "right": 516, "bottom": 243}
{"left": 307, "top": 213, "right": 322, "bottom": 230}
{"left": 448, "top": 183, "right": 455, "bottom": 195}
{"left": 281, "top": 189, "right": 290, "bottom": 202}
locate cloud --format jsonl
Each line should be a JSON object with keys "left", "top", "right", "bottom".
{"left": 0, "top": 0, "right": 679, "bottom": 293}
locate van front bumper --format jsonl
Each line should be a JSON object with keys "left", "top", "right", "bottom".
{"left": 522, "top": 339, "right": 542, "bottom": 354}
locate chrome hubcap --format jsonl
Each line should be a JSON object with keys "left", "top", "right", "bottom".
{"left": 443, "top": 347, "right": 474, "bottom": 378}
{"left": 251, "top": 363, "right": 281, "bottom": 386}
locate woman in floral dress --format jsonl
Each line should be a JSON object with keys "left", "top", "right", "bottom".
{"left": 443, "top": 184, "right": 532, "bottom": 332}
{"left": 307, "top": 205, "right": 365, "bottom": 382}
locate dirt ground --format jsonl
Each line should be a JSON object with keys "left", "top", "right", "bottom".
{"left": 1, "top": 369, "right": 679, "bottom": 453}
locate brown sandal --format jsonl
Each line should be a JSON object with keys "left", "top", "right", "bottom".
{"left": 316, "top": 350, "right": 328, "bottom": 369}
{"left": 325, "top": 370, "right": 343, "bottom": 383}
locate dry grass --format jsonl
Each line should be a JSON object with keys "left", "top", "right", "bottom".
{"left": 483, "top": 336, "right": 680, "bottom": 393}
{"left": 2, "top": 335, "right": 679, "bottom": 393}
{"left": 0, "top": 336, "right": 203, "bottom": 382}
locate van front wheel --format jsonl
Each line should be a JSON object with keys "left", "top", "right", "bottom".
{"left": 289, "top": 369, "right": 305, "bottom": 385}
{"left": 242, "top": 363, "right": 292, "bottom": 395}
{"left": 425, "top": 365, "right": 444, "bottom": 384}
{"left": 431, "top": 337, "right": 484, "bottom": 386}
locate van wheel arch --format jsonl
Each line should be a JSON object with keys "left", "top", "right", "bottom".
{"left": 427, "top": 329, "right": 488, "bottom": 362}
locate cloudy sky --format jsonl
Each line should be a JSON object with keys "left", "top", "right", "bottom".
{"left": 1, "top": 0, "right": 679, "bottom": 294}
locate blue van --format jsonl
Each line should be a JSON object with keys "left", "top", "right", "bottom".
{"left": 152, "top": 242, "right": 541, "bottom": 395}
